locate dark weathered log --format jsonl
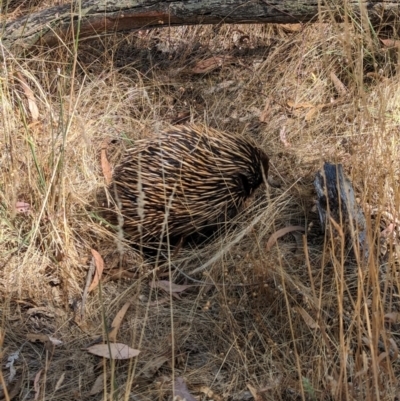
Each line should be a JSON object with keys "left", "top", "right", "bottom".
{"left": 2, "top": 0, "right": 400, "bottom": 54}
{"left": 314, "top": 163, "right": 369, "bottom": 259}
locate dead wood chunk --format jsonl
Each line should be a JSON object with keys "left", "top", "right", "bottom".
{"left": 314, "top": 163, "right": 368, "bottom": 258}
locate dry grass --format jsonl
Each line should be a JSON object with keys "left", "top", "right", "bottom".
{"left": 2, "top": 3, "right": 400, "bottom": 400}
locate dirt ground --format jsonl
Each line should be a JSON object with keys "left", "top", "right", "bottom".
{"left": 2, "top": 3, "right": 400, "bottom": 400}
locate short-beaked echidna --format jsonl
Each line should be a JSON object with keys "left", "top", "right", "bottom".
{"left": 107, "top": 125, "right": 269, "bottom": 253}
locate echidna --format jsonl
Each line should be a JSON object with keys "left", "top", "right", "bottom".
{"left": 106, "top": 125, "right": 270, "bottom": 254}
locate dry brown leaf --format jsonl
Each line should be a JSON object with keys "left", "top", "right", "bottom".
{"left": 199, "top": 386, "right": 223, "bottom": 401}
{"left": 138, "top": 354, "right": 170, "bottom": 378}
{"left": 100, "top": 140, "right": 113, "bottom": 185}
{"left": 328, "top": 215, "right": 344, "bottom": 237}
{"left": 34, "top": 369, "right": 42, "bottom": 401}
{"left": 266, "top": 226, "right": 305, "bottom": 251}
{"left": 381, "top": 223, "right": 395, "bottom": 238}
{"left": 281, "top": 23, "right": 303, "bottom": 32}
{"left": 150, "top": 280, "right": 194, "bottom": 297}
{"left": 354, "top": 351, "right": 368, "bottom": 378}
{"left": 377, "top": 351, "right": 389, "bottom": 367}
{"left": 290, "top": 98, "right": 345, "bottom": 121}
{"left": 27, "top": 333, "right": 60, "bottom": 354}
{"left": 304, "top": 107, "right": 318, "bottom": 121}
{"left": 295, "top": 307, "right": 319, "bottom": 329}
{"left": 48, "top": 336, "right": 63, "bottom": 346}
{"left": 27, "top": 334, "right": 51, "bottom": 343}
{"left": 108, "top": 269, "right": 137, "bottom": 280}
{"left": 321, "top": 99, "right": 345, "bottom": 109}
{"left": 191, "top": 56, "right": 234, "bottom": 74}
{"left": 89, "top": 249, "right": 105, "bottom": 292}
{"left": 89, "top": 373, "right": 109, "bottom": 395}
{"left": 366, "top": 72, "right": 386, "bottom": 81}
{"left": 279, "top": 126, "right": 290, "bottom": 147}
{"left": 330, "top": 72, "right": 348, "bottom": 96}
{"left": 54, "top": 373, "right": 65, "bottom": 392}
{"left": 86, "top": 343, "right": 140, "bottom": 359}
{"left": 287, "top": 100, "right": 314, "bottom": 109}
{"left": 26, "top": 306, "right": 54, "bottom": 317}
{"left": 389, "top": 338, "right": 399, "bottom": 361}
{"left": 384, "top": 312, "right": 400, "bottom": 323}
{"left": 362, "top": 336, "right": 371, "bottom": 347}
{"left": 259, "top": 98, "right": 271, "bottom": 122}
{"left": 173, "top": 377, "right": 197, "bottom": 401}
{"left": 380, "top": 38, "right": 400, "bottom": 48}
{"left": 108, "top": 302, "right": 131, "bottom": 342}
{"left": 326, "top": 375, "right": 338, "bottom": 397}
{"left": 16, "top": 72, "right": 39, "bottom": 122}
{"left": 247, "top": 383, "right": 262, "bottom": 401}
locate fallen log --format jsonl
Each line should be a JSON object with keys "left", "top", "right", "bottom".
{"left": 2, "top": 0, "right": 400, "bottom": 55}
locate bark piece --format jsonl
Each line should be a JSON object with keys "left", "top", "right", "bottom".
{"left": 314, "top": 163, "right": 368, "bottom": 258}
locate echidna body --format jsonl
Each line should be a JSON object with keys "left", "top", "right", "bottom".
{"left": 108, "top": 125, "right": 269, "bottom": 252}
